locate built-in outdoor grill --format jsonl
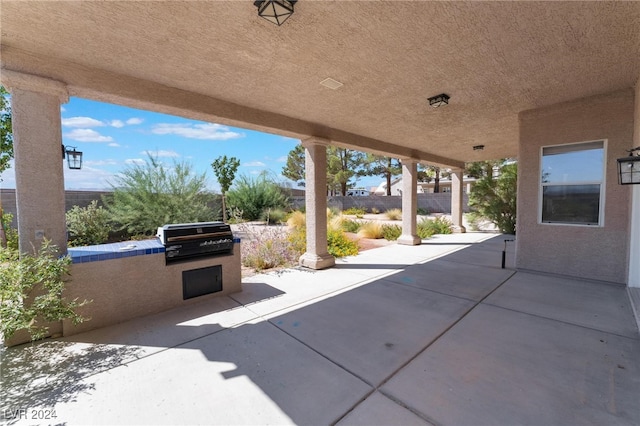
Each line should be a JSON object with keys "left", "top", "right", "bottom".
{"left": 157, "top": 221, "right": 234, "bottom": 263}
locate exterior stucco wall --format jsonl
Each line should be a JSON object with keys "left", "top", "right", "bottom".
{"left": 516, "top": 89, "right": 635, "bottom": 284}
{"left": 62, "top": 248, "right": 242, "bottom": 336}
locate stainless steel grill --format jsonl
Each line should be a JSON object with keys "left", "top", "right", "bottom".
{"left": 157, "top": 222, "right": 234, "bottom": 263}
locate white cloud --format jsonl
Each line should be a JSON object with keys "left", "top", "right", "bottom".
{"left": 108, "top": 142, "right": 121, "bottom": 147}
{"left": 142, "top": 150, "right": 180, "bottom": 158}
{"left": 151, "top": 123, "right": 243, "bottom": 140}
{"left": 126, "top": 117, "right": 143, "bottom": 125}
{"left": 125, "top": 158, "right": 146, "bottom": 165}
{"left": 110, "top": 120, "right": 125, "bottom": 128}
{"left": 249, "top": 170, "right": 262, "bottom": 175}
{"left": 62, "top": 116, "right": 104, "bottom": 128}
{"left": 276, "top": 156, "right": 288, "bottom": 162}
{"left": 64, "top": 129, "right": 114, "bottom": 142}
{"left": 85, "top": 159, "right": 119, "bottom": 167}
{"left": 243, "top": 161, "right": 266, "bottom": 167}
{"left": 60, "top": 106, "right": 66, "bottom": 112}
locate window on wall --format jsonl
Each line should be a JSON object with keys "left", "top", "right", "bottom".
{"left": 540, "top": 140, "right": 605, "bottom": 226}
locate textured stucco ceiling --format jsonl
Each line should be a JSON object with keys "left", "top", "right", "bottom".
{"left": 1, "top": 1, "right": 639, "bottom": 166}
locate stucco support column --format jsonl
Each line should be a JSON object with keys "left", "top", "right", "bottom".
{"left": 629, "top": 77, "right": 640, "bottom": 288}
{"left": 450, "top": 168, "right": 466, "bottom": 233}
{"left": 398, "top": 159, "right": 421, "bottom": 245}
{"left": 299, "top": 137, "right": 335, "bottom": 270}
{"left": 1, "top": 70, "right": 69, "bottom": 254}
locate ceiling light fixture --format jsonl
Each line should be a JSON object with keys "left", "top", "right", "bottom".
{"left": 428, "top": 93, "right": 450, "bottom": 108}
{"left": 254, "top": 0, "right": 297, "bottom": 26}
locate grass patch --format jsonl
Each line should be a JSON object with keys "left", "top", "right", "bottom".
{"left": 417, "top": 216, "right": 453, "bottom": 239}
{"left": 357, "top": 221, "right": 385, "bottom": 239}
{"left": 381, "top": 224, "right": 402, "bottom": 241}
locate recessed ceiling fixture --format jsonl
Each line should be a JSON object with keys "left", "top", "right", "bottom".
{"left": 320, "top": 78, "right": 343, "bottom": 90}
{"left": 473, "top": 145, "right": 485, "bottom": 151}
{"left": 254, "top": 0, "right": 297, "bottom": 26}
{"left": 428, "top": 93, "right": 450, "bottom": 108}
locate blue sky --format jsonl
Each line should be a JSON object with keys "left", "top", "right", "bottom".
{"left": 0, "top": 96, "right": 380, "bottom": 192}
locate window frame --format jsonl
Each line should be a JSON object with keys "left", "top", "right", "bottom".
{"left": 538, "top": 139, "right": 607, "bottom": 227}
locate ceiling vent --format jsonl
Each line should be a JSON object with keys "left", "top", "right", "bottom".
{"left": 320, "top": 78, "right": 344, "bottom": 90}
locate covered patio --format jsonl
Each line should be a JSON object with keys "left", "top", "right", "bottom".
{"left": 2, "top": 233, "right": 638, "bottom": 425}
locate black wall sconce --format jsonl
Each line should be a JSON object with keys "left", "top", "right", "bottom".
{"left": 62, "top": 145, "right": 83, "bottom": 170}
{"left": 617, "top": 147, "right": 640, "bottom": 184}
{"left": 254, "top": 0, "right": 297, "bottom": 26}
{"left": 428, "top": 93, "right": 450, "bottom": 108}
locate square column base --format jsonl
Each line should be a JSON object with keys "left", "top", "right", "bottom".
{"left": 452, "top": 225, "right": 467, "bottom": 233}
{"left": 299, "top": 252, "right": 335, "bottom": 270}
{"left": 397, "top": 235, "right": 422, "bottom": 246}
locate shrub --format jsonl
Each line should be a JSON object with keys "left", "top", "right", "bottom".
{"left": 327, "top": 228, "right": 359, "bottom": 257}
{"left": 103, "top": 155, "right": 217, "bottom": 236}
{"left": 287, "top": 223, "right": 359, "bottom": 258}
{"left": 381, "top": 224, "right": 402, "bottom": 241}
{"left": 417, "top": 216, "right": 453, "bottom": 239}
{"left": 340, "top": 218, "right": 362, "bottom": 233}
{"left": 370, "top": 207, "right": 380, "bottom": 215}
{"left": 384, "top": 208, "right": 402, "bottom": 220}
{"left": 66, "top": 201, "right": 111, "bottom": 246}
{"left": 343, "top": 207, "right": 366, "bottom": 217}
{"left": 240, "top": 224, "right": 299, "bottom": 271}
{"left": 261, "top": 207, "right": 287, "bottom": 225}
{"left": 468, "top": 161, "right": 517, "bottom": 234}
{"left": 227, "top": 173, "right": 289, "bottom": 221}
{"left": 417, "top": 208, "right": 430, "bottom": 215}
{"left": 1, "top": 212, "right": 18, "bottom": 250}
{"left": 286, "top": 210, "right": 306, "bottom": 228}
{"left": 357, "top": 221, "right": 384, "bottom": 239}
{"left": 0, "top": 240, "right": 90, "bottom": 341}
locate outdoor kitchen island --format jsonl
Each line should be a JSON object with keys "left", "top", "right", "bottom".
{"left": 64, "top": 223, "right": 242, "bottom": 337}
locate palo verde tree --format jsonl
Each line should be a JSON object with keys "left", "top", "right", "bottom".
{"left": 0, "top": 86, "right": 14, "bottom": 247}
{"left": 211, "top": 155, "right": 240, "bottom": 222}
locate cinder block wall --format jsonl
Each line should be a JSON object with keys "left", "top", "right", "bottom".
{"left": 517, "top": 88, "right": 634, "bottom": 284}
{"left": 291, "top": 193, "right": 469, "bottom": 214}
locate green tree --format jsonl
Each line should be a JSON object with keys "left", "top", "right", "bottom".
{"left": 0, "top": 86, "right": 14, "bottom": 247}
{"left": 359, "top": 155, "right": 401, "bottom": 196}
{"left": 468, "top": 161, "right": 517, "bottom": 234}
{"left": 281, "top": 144, "right": 305, "bottom": 187}
{"left": 104, "top": 154, "right": 216, "bottom": 236}
{"left": 226, "top": 172, "right": 289, "bottom": 221}
{"left": 421, "top": 165, "right": 451, "bottom": 193}
{"left": 211, "top": 155, "right": 240, "bottom": 222}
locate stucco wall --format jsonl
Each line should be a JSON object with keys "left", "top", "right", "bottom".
{"left": 62, "top": 248, "right": 242, "bottom": 336}
{"left": 516, "top": 89, "right": 635, "bottom": 284}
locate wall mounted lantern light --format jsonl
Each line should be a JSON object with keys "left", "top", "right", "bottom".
{"left": 428, "top": 93, "right": 450, "bottom": 108}
{"left": 62, "top": 145, "right": 83, "bottom": 170}
{"left": 617, "top": 147, "right": 640, "bottom": 184}
{"left": 254, "top": 0, "right": 297, "bottom": 26}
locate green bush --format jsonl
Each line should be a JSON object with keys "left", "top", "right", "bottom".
{"left": 0, "top": 240, "right": 90, "bottom": 341}
{"left": 327, "top": 228, "right": 359, "bottom": 257}
{"left": 468, "top": 162, "right": 517, "bottom": 234}
{"left": 227, "top": 173, "right": 289, "bottom": 221}
{"left": 1, "top": 212, "right": 18, "bottom": 250}
{"left": 340, "top": 219, "right": 362, "bottom": 233}
{"left": 343, "top": 207, "right": 366, "bottom": 217}
{"left": 381, "top": 224, "right": 402, "bottom": 241}
{"left": 417, "top": 216, "right": 453, "bottom": 239}
{"left": 103, "top": 155, "right": 217, "bottom": 236}
{"left": 417, "top": 208, "right": 430, "bottom": 215}
{"left": 261, "top": 207, "right": 288, "bottom": 225}
{"left": 66, "top": 201, "right": 111, "bottom": 246}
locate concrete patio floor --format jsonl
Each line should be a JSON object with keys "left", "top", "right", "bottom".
{"left": 2, "top": 233, "right": 639, "bottom": 425}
